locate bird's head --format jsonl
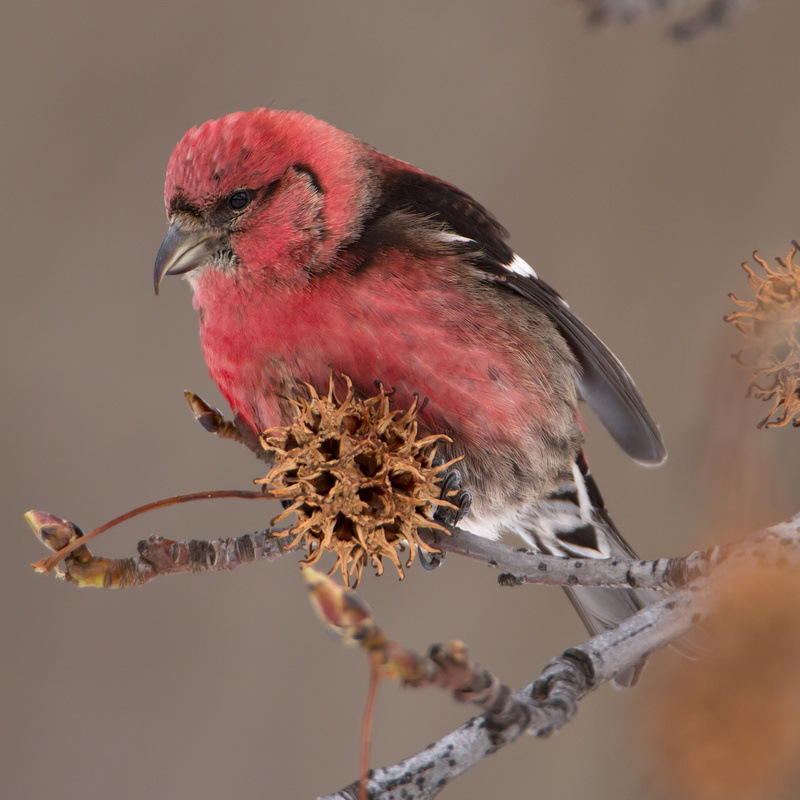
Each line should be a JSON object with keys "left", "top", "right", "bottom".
{"left": 154, "top": 109, "right": 378, "bottom": 293}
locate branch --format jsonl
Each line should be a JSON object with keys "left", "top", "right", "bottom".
{"left": 421, "top": 510, "right": 800, "bottom": 591}
{"left": 304, "top": 566, "right": 534, "bottom": 799}
{"left": 29, "top": 489, "right": 271, "bottom": 575}
{"left": 572, "top": 0, "right": 756, "bottom": 40}
{"left": 25, "top": 510, "right": 290, "bottom": 588}
{"left": 25, "top": 474, "right": 800, "bottom": 795}
{"left": 125, "top": 529, "right": 289, "bottom": 586}
{"left": 321, "top": 588, "right": 701, "bottom": 800}
{"left": 26, "top": 504, "right": 800, "bottom": 595}
{"left": 321, "top": 511, "right": 800, "bottom": 799}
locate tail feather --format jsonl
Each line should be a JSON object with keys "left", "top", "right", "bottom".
{"left": 517, "top": 452, "right": 657, "bottom": 688}
{"left": 562, "top": 586, "right": 649, "bottom": 688}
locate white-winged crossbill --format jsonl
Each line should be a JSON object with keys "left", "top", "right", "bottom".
{"left": 154, "top": 109, "right": 665, "bottom": 686}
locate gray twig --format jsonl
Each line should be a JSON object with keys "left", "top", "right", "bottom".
{"left": 421, "top": 511, "right": 800, "bottom": 592}
{"left": 573, "top": 0, "right": 756, "bottom": 40}
{"left": 320, "top": 512, "right": 800, "bottom": 799}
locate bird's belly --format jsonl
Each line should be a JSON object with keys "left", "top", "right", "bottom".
{"left": 194, "top": 269, "right": 581, "bottom": 518}
{"left": 205, "top": 310, "right": 531, "bottom": 444}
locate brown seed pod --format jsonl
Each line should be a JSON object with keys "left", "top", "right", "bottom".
{"left": 726, "top": 243, "right": 800, "bottom": 428}
{"left": 256, "top": 376, "right": 458, "bottom": 585}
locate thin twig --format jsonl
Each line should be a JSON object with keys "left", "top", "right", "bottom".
{"left": 360, "top": 653, "right": 382, "bottom": 800}
{"left": 321, "top": 582, "right": 706, "bottom": 799}
{"left": 30, "top": 489, "right": 272, "bottom": 574}
{"left": 124, "top": 530, "right": 289, "bottom": 586}
{"left": 29, "top": 506, "right": 800, "bottom": 594}
{"left": 420, "top": 511, "right": 800, "bottom": 591}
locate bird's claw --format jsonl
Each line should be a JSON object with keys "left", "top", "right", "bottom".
{"left": 438, "top": 469, "right": 461, "bottom": 501}
{"left": 416, "top": 467, "right": 470, "bottom": 572}
{"left": 434, "top": 468, "right": 472, "bottom": 528}
{"left": 419, "top": 547, "right": 446, "bottom": 571}
{"left": 454, "top": 489, "right": 471, "bottom": 524}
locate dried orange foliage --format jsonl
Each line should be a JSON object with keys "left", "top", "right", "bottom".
{"left": 726, "top": 243, "right": 800, "bottom": 428}
{"left": 257, "top": 377, "right": 456, "bottom": 585}
{"left": 650, "top": 559, "right": 800, "bottom": 800}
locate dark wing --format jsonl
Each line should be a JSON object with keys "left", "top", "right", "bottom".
{"left": 487, "top": 267, "right": 665, "bottom": 464}
{"left": 373, "top": 165, "right": 666, "bottom": 465}
{"left": 372, "top": 166, "right": 514, "bottom": 264}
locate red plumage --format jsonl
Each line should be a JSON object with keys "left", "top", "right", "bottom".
{"left": 155, "top": 109, "right": 666, "bottom": 686}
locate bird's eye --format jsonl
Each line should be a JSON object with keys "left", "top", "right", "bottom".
{"left": 228, "top": 190, "right": 250, "bottom": 211}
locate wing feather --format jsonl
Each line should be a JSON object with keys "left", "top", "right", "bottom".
{"left": 489, "top": 269, "right": 666, "bottom": 464}
{"left": 371, "top": 164, "right": 666, "bottom": 464}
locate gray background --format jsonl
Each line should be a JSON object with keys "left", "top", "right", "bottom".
{"left": 4, "top": 1, "right": 800, "bottom": 798}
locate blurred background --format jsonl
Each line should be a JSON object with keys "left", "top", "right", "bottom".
{"left": 4, "top": 1, "right": 800, "bottom": 798}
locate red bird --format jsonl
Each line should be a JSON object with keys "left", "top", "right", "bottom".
{"left": 154, "top": 109, "right": 665, "bottom": 685}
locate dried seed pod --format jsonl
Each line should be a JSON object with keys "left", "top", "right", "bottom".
{"left": 726, "top": 243, "right": 800, "bottom": 428}
{"left": 257, "top": 376, "right": 457, "bottom": 585}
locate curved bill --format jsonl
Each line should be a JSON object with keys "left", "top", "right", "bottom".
{"left": 154, "top": 223, "right": 219, "bottom": 294}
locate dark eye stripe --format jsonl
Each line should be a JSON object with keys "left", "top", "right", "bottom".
{"left": 293, "top": 163, "right": 323, "bottom": 193}
{"left": 260, "top": 179, "right": 281, "bottom": 200}
{"left": 169, "top": 193, "right": 202, "bottom": 217}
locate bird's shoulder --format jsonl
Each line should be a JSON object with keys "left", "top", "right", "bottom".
{"left": 346, "top": 158, "right": 666, "bottom": 465}
{"left": 366, "top": 156, "right": 513, "bottom": 265}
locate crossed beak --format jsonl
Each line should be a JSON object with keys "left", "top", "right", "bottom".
{"left": 153, "top": 223, "right": 220, "bottom": 295}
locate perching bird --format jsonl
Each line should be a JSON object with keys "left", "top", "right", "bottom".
{"left": 154, "top": 109, "right": 665, "bottom": 686}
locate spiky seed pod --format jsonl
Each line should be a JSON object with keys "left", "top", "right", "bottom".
{"left": 256, "top": 376, "right": 458, "bottom": 585}
{"left": 726, "top": 243, "right": 800, "bottom": 428}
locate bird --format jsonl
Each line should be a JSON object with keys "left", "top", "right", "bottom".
{"left": 154, "top": 108, "right": 666, "bottom": 686}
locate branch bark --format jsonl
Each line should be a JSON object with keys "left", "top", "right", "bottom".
{"left": 26, "top": 495, "right": 800, "bottom": 798}
{"left": 29, "top": 506, "right": 800, "bottom": 596}
{"left": 421, "top": 510, "right": 800, "bottom": 592}
{"left": 320, "top": 511, "right": 800, "bottom": 799}
{"left": 123, "top": 529, "right": 288, "bottom": 586}
{"left": 321, "top": 586, "right": 704, "bottom": 800}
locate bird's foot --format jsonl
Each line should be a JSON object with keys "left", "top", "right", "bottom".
{"left": 434, "top": 468, "right": 472, "bottom": 528}
{"left": 418, "top": 547, "right": 446, "bottom": 571}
